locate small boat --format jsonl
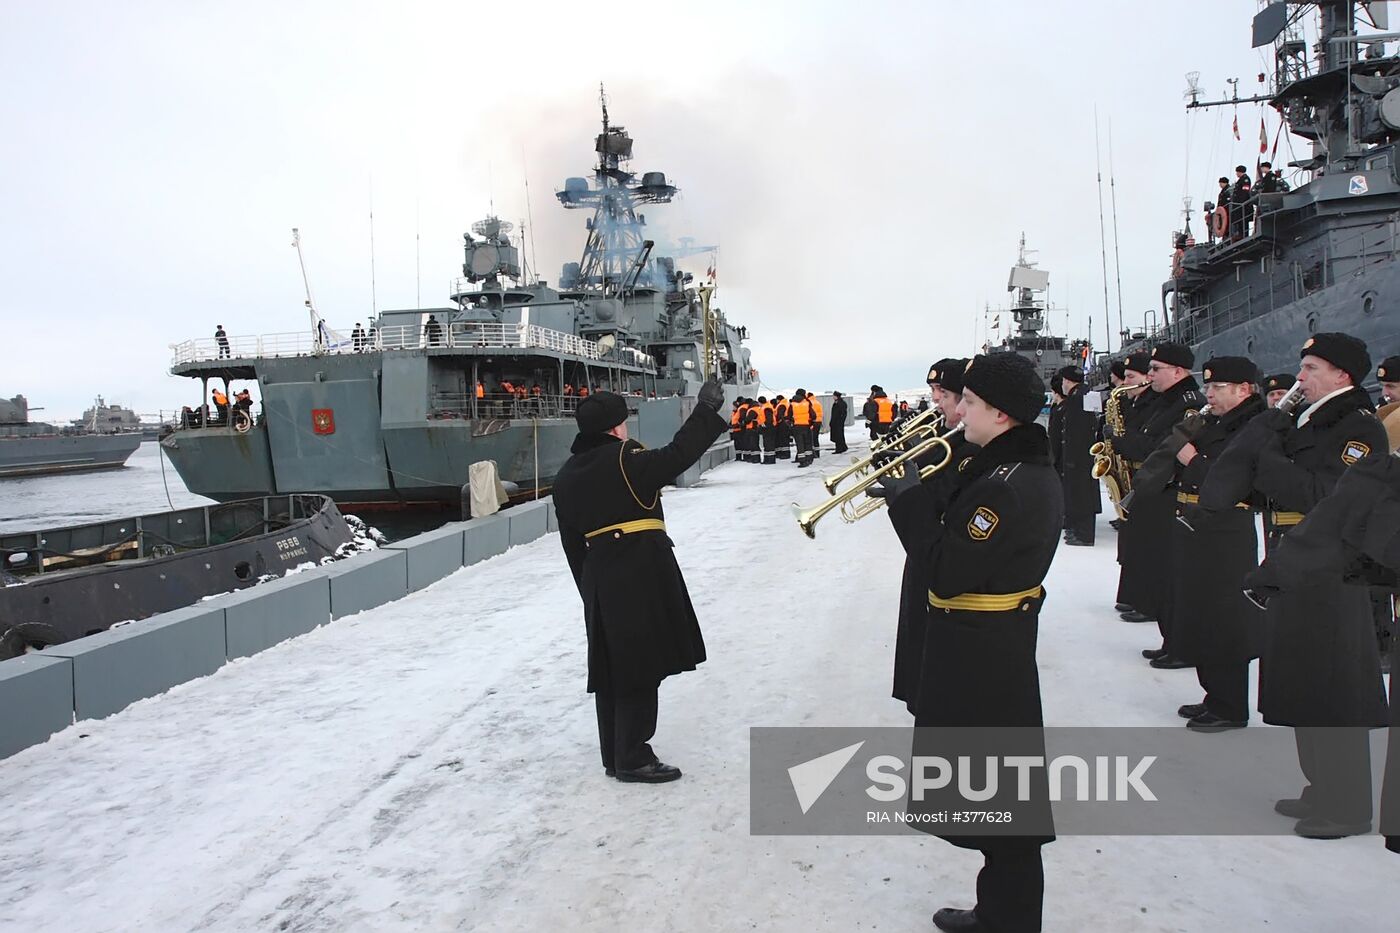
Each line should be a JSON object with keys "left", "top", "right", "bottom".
{"left": 0, "top": 495, "right": 355, "bottom": 659}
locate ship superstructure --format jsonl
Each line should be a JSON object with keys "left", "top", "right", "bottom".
{"left": 161, "top": 93, "right": 756, "bottom": 510}
{"left": 1132, "top": 1, "right": 1399, "bottom": 376}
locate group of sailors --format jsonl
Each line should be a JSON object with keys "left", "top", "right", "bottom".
{"left": 1090, "top": 335, "right": 1400, "bottom": 851}
{"left": 728, "top": 390, "right": 849, "bottom": 466}
{"left": 1203, "top": 161, "right": 1290, "bottom": 244}
{"left": 179, "top": 386, "right": 253, "bottom": 429}
{"left": 860, "top": 337, "right": 1400, "bottom": 931}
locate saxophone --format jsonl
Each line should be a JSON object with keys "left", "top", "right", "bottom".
{"left": 1090, "top": 386, "right": 1135, "bottom": 519}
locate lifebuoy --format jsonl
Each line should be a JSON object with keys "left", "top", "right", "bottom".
{"left": 1210, "top": 206, "right": 1228, "bottom": 239}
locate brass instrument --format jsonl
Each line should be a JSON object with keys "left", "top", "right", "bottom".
{"left": 1090, "top": 385, "right": 1137, "bottom": 519}
{"left": 822, "top": 408, "right": 945, "bottom": 495}
{"left": 794, "top": 424, "right": 964, "bottom": 538}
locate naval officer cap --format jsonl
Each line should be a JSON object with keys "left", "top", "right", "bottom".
{"left": 1378, "top": 355, "right": 1400, "bottom": 382}
{"left": 575, "top": 391, "right": 629, "bottom": 434}
{"left": 927, "top": 358, "right": 968, "bottom": 394}
{"left": 1262, "top": 373, "right": 1294, "bottom": 392}
{"left": 1124, "top": 352, "right": 1152, "bottom": 375}
{"left": 1056, "top": 365, "right": 1085, "bottom": 385}
{"left": 1300, "top": 332, "right": 1370, "bottom": 386}
{"left": 961, "top": 353, "right": 1046, "bottom": 426}
{"left": 1150, "top": 341, "right": 1194, "bottom": 370}
{"left": 1201, "top": 356, "right": 1259, "bottom": 386}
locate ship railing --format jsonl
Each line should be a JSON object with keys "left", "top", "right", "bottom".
{"left": 172, "top": 322, "right": 608, "bottom": 365}
{"left": 1170, "top": 213, "right": 1400, "bottom": 344}
{"left": 429, "top": 392, "right": 581, "bottom": 421}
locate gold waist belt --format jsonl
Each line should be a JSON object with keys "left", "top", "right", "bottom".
{"left": 1269, "top": 511, "right": 1305, "bottom": 527}
{"left": 928, "top": 585, "right": 1044, "bottom": 612}
{"left": 1176, "top": 492, "right": 1250, "bottom": 509}
{"left": 585, "top": 519, "right": 667, "bottom": 539}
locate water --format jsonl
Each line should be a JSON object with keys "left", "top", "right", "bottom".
{"left": 0, "top": 441, "right": 212, "bottom": 534}
{"left": 0, "top": 441, "right": 441, "bottom": 540}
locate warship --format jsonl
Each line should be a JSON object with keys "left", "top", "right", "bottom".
{"left": 1125, "top": 1, "right": 1399, "bottom": 376}
{"left": 983, "top": 235, "right": 1091, "bottom": 386}
{"left": 0, "top": 395, "right": 142, "bottom": 478}
{"left": 161, "top": 90, "right": 757, "bottom": 512}
{"left": 71, "top": 395, "right": 166, "bottom": 439}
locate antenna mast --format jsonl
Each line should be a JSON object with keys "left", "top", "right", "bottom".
{"left": 1108, "top": 121, "right": 1126, "bottom": 348}
{"left": 292, "top": 228, "right": 323, "bottom": 343}
{"left": 1093, "top": 107, "right": 1113, "bottom": 353}
{"left": 369, "top": 179, "right": 378, "bottom": 317}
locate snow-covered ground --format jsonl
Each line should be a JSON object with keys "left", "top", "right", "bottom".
{"left": 1, "top": 435, "right": 1394, "bottom": 932}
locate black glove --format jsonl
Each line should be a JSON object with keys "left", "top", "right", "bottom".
{"left": 696, "top": 378, "right": 725, "bottom": 413}
{"left": 1255, "top": 407, "right": 1294, "bottom": 434}
{"left": 865, "top": 466, "right": 921, "bottom": 502}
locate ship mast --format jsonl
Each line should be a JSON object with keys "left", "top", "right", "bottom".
{"left": 556, "top": 84, "right": 677, "bottom": 298}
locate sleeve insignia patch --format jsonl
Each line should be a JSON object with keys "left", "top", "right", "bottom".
{"left": 1341, "top": 441, "right": 1371, "bottom": 465}
{"left": 967, "top": 507, "right": 1000, "bottom": 540}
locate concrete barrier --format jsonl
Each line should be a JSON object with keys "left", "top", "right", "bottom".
{"left": 464, "top": 512, "right": 510, "bottom": 566}
{"left": 0, "top": 655, "right": 74, "bottom": 758}
{"left": 0, "top": 446, "right": 735, "bottom": 759}
{"left": 43, "top": 604, "right": 227, "bottom": 721}
{"left": 324, "top": 548, "right": 408, "bottom": 619}
{"left": 508, "top": 500, "right": 549, "bottom": 546}
{"left": 384, "top": 524, "right": 467, "bottom": 592}
{"left": 223, "top": 571, "right": 332, "bottom": 659}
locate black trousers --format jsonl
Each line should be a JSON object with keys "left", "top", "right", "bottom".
{"left": 595, "top": 689, "right": 659, "bottom": 772}
{"left": 810, "top": 425, "right": 821, "bottom": 457}
{"left": 831, "top": 424, "right": 846, "bottom": 453}
{"left": 794, "top": 427, "right": 813, "bottom": 465}
{"left": 1294, "top": 727, "right": 1373, "bottom": 824}
{"left": 974, "top": 845, "right": 1044, "bottom": 933}
{"left": 1196, "top": 662, "right": 1249, "bottom": 722}
{"left": 1064, "top": 513, "right": 1095, "bottom": 543}
{"left": 760, "top": 427, "right": 776, "bottom": 464}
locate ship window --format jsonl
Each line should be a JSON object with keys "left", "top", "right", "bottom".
{"left": 1306, "top": 312, "right": 1319, "bottom": 333}
{"left": 1366, "top": 153, "right": 1391, "bottom": 171}
{"left": 234, "top": 561, "right": 252, "bottom": 581}
{"left": 1363, "top": 293, "right": 1376, "bottom": 315}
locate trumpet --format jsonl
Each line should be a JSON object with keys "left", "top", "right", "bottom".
{"left": 1274, "top": 380, "right": 1306, "bottom": 414}
{"left": 794, "top": 424, "right": 964, "bottom": 538}
{"left": 823, "top": 408, "right": 945, "bottom": 495}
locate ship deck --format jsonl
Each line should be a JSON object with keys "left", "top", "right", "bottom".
{"left": 169, "top": 321, "right": 656, "bottom": 379}
{"left": 1, "top": 440, "right": 1392, "bottom": 931}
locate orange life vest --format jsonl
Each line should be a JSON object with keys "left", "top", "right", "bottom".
{"left": 791, "top": 398, "right": 812, "bottom": 426}
{"left": 875, "top": 397, "right": 894, "bottom": 424}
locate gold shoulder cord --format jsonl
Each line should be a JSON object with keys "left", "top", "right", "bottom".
{"left": 619, "top": 441, "right": 659, "bottom": 510}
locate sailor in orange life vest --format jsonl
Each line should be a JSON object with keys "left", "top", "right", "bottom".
{"left": 875, "top": 353, "right": 1062, "bottom": 933}
{"left": 551, "top": 380, "right": 728, "bottom": 783}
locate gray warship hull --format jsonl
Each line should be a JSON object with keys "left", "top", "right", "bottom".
{"left": 163, "top": 96, "right": 758, "bottom": 513}
{"left": 0, "top": 432, "right": 143, "bottom": 478}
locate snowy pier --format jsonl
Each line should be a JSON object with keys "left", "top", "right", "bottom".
{"left": 1, "top": 440, "right": 1393, "bottom": 931}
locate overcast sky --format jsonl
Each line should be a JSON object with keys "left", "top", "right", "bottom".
{"left": 0, "top": 1, "right": 1348, "bottom": 418}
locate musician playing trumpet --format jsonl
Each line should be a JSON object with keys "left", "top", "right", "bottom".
{"left": 875, "top": 354, "right": 1062, "bottom": 933}
{"left": 1196, "top": 333, "right": 1389, "bottom": 840}
{"left": 886, "top": 358, "right": 980, "bottom": 716}
{"left": 1129, "top": 356, "right": 1270, "bottom": 727}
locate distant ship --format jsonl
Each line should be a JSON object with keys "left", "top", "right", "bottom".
{"left": 983, "top": 235, "right": 1091, "bottom": 386}
{"left": 160, "top": 90, "right": 758, "bottom": 512}
{"left": 1, "top": 394, "right": 142, "bottom": 478}
{"left": 71, "top": 396, "right": 167, "bottom": 440}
